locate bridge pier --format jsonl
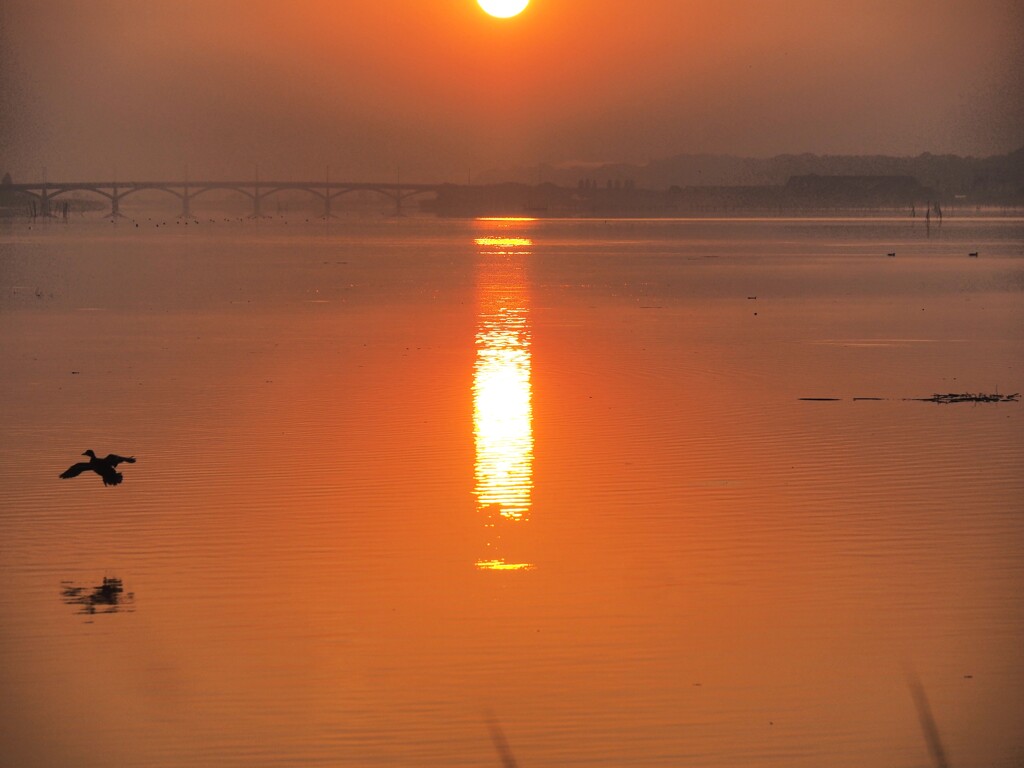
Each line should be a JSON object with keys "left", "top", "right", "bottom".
{"left": 180, "top": 186, "right": 192, "bottom": 219}
{"left": 252, "top": 186, "right": 263, "bottom": 218}
{"left": 40, "top": 186, "right": 54, "bottom": 217}
{"left": 108, "top": 185, "right": 125, "bottom": 218}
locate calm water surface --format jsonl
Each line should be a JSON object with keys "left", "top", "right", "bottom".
{"left": 1, "top": 215, "right": 1022, "bottom": 767}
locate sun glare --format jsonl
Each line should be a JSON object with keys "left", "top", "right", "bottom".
{"left": 477, "top": 0, "right": 529, "bottom": 19}
{"left": 473, "top": 232, "right": 535, "bottom": 571}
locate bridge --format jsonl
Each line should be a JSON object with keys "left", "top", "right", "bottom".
{"left": 2, "top": 180, "right": 443, "bottom": 218}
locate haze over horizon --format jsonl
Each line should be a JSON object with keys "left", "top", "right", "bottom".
{"left": 1, "top": 0, "right": 1021, "bottom": 183}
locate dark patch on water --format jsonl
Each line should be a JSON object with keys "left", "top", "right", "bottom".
{"left": 61, "top": 576, "right": 135, "bottom": 617}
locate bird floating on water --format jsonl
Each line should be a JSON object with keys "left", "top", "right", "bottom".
{"left": 60, "top": 450, "right": 136, "bottom": 486}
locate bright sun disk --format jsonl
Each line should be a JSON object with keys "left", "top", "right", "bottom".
{"left": 478, "top": 0, "right": 529, "bottom": 19}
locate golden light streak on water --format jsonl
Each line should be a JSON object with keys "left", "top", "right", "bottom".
{"left": 473, "top": 237, "right": 534, "bottom": 248}
{"left": 474, "top": 559, "right": 533, "bottom": 571}
{"left": 475, "top": 217, "right": 538, "bottom": 223}
{"left": 473, "top": 234, "right": 534, "bottom": 571}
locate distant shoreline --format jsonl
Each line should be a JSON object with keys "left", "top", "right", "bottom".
{"left": 2, "top": 180, "right": 1021, "bottom": 220}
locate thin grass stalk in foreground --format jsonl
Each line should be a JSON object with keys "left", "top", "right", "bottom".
{"left": 907, "top": 671, "right": 951, "bottom": 768}
{"left": 485, "top": 714, "right": 519, "bottom": 768}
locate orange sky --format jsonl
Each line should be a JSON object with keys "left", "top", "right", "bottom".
{"left": 1, "top": 0, "right": 1021, "bottom": 180}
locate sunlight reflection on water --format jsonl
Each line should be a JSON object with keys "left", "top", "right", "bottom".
{"left": 473, "top": 234, "right": 534, "bottom": 570}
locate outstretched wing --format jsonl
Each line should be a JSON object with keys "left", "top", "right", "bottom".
{"left": 102, "top": 454, "right": 136, "bottom": 467}
{"left": 60, "top": 462, "right": 91, "bottom": 479}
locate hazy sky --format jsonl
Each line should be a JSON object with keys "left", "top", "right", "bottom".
{"left": 1, "top": 0, "right": 1021, "bottom": 181}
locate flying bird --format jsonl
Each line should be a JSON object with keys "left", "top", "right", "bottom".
{"left": 60, "top": 450, "right": 136, "bottom": 486}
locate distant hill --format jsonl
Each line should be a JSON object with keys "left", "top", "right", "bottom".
{"left": 477, "top": 148, "right": 1024, "bottom": 203}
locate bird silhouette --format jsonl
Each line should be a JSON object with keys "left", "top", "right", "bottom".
{"left": 60, "top": 450, "right": 136, "bottom": 486}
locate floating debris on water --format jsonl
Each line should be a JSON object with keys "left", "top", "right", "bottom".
{"left": 61, "top": 576, "right": 134, "bottom": 616}
{"left": 915, "top": 392, "right": 1019, "bottom": 404}
{"left": 800, "top": 392, "right": 1019, "bottom": 404}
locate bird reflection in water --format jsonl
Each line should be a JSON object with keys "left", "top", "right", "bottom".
{"left": 61, "top": 576, "right": 135, "bottom": 616}
{"left": 473, "top": 233, "right": 535, "bottom": 571}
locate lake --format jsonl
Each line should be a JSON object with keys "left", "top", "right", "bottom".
{"left": 1, "top": 213, "right": 1022, "bottom": 767}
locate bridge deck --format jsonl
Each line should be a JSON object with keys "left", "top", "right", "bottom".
{"left": 2, "top": 180, "right": 444, "bottom": 216}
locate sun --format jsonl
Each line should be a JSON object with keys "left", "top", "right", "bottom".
{"left": 477, "top": 0, "right": 529, "bottom": 19}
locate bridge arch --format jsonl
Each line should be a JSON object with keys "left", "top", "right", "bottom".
{"left": 26, "top": 186, "right": 114, "bottom": 217}
{"left": 372, "top": 187, "right": 438, "bottom": 215}
{"left": 3, "top": 180, "right": 443, "bottom": 218}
